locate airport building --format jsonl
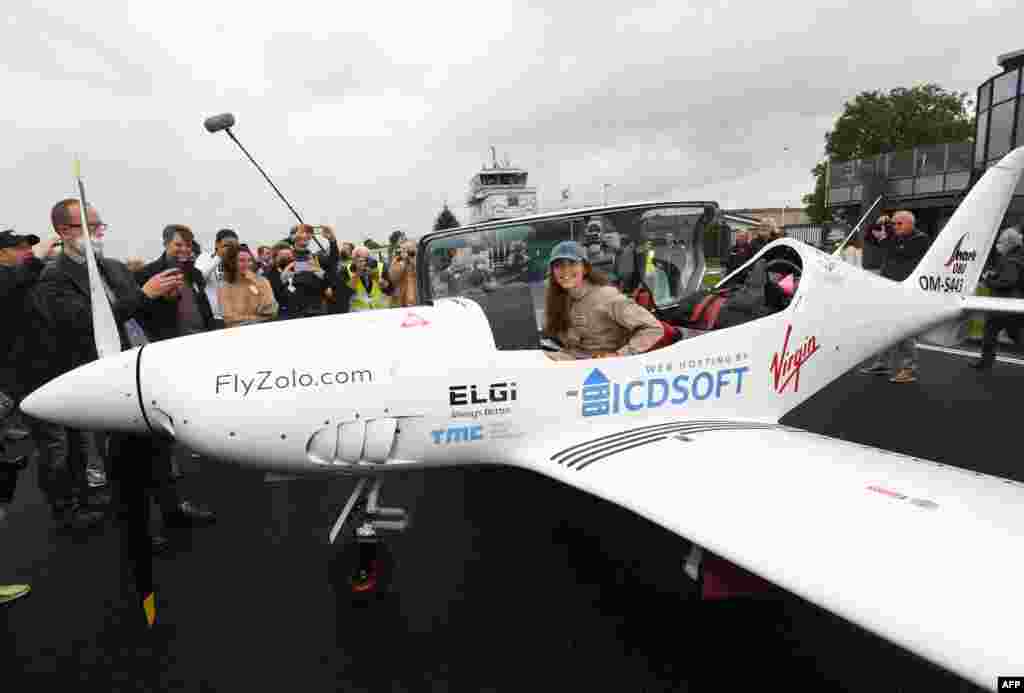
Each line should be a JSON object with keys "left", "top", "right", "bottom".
{"left": 465, "top": 151, "right": 538, "bottom": 224}
{"left": 827, "top": 49, "right": 1024, "bottom": 236}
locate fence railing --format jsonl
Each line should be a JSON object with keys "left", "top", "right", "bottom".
{"left": 827, "top": 142, "right": 973, "bottom": 205}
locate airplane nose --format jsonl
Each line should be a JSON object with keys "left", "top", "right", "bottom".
{"left": 21, "top": 348, "right": 150, "bottom": 434}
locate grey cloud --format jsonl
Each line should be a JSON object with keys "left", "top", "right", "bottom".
{"left": 263, "top": 31, "right": 429, "bottom": 100}
{"left": 1, "top": 5, "right": 166, "bottom": 97}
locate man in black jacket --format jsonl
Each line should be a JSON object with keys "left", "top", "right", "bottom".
{"left": 860, "top": 210, "right": 931, "bottom": 383}
{"left": 1, "top": 228, "right": 107, "bottom": 531}
{"left": 34, "top": 199, "right": 215, "bottom": 548}
{"left": 280, "top": 224, "right": 343, "bottom": 318}
{"left": 0, "top": 230, "right": 44, "bottom": 416}
{"left": 135, "top": 225, "right": 215, "bottom": 342}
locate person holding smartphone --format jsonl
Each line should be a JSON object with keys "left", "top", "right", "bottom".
{"left": 135, "top": 225, "right": 215, "bottom": 342}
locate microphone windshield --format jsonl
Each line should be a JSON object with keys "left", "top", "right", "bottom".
{"left": 204, "top": 113, "right": 236, "bottom": 133}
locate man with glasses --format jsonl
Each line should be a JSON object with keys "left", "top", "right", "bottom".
{"left": 33, "top": 199, "right": 213, "bottom": 547}
{"left": 860, "top": 210, "right": 931, "bottom": 383}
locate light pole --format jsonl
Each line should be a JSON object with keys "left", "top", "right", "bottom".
{"left": 781, "top": 146, "right": 790, "bottom": 230}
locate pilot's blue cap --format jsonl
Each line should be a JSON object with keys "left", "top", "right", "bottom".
{"left": 548, "top": 240, "right": 585, "bottom": 267}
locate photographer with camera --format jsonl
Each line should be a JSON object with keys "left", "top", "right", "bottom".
{"left": 860, "top": 210, "right": 931, "bottom": 382}
{"left": 279, "top": 224, "right": 340, "bottom": 319}
{"left": 345, "top": 246, "right": 392, "bottom": 312}
{"left": 388, "top": 239, "right": 418, "bottom": 307}
{"left": 971, "top": 226, "right": 1024, "bottom": 370}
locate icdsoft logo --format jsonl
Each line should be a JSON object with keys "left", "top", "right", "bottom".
{"left": 580, "top": 365, "right": 748, "bottom": 418}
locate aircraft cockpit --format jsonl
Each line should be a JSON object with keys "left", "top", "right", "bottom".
{"left": 419, "top": 202, "right": 714, "bottom": 351}
{"left": 416, "top": 202, "right": 802, "bottom": 354}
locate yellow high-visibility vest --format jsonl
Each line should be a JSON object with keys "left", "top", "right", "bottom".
{"left": 644, "top": 249, "right": 656, "bottom": 275}
{"left": 347, "top": 263, "right": 392, "bottom": 311}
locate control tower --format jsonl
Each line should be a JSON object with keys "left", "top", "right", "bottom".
{"left": 466, "top": 148, "right": 538, "bottom": 223}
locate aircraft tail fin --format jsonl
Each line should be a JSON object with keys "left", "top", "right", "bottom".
{"left": 904, "top": 146, "right": 1024, "bottom": 298}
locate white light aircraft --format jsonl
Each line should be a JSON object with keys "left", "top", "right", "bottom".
{"left": 23, "top": 147, "right": 1024, "bottom": 691}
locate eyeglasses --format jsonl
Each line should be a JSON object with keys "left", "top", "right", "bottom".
{"left": 63, "top": 222, "right": 108, "bottom": 231}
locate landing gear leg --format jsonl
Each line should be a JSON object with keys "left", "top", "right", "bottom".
{"left": 329, "top": 478, "right": 409, "bottom": 600}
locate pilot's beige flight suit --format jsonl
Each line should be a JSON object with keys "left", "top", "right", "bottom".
{"left": 547, "top": 281, "right": 664, "bottom": 361}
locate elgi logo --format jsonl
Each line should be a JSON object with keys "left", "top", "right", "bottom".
{"left": 449, "top": 382, "right": 517, "bottom": 406}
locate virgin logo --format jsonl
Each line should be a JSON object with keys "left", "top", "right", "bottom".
{"left": 770, "top": 324, "right": 820, "bottom": 394}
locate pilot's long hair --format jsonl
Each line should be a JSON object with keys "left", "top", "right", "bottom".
{"left": 543, "top": 261, "right": 610, "bottom": 338}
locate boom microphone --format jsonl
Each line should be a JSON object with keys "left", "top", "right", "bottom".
{"left": 204, "top": 113, "right": 235, "bottom": 133}
{"left": 203, "top": 112, "right": 325, "bottom": 252}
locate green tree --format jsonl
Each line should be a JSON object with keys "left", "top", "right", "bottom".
{"left": 364, "top": 238, "right": 382, "bottom": 250}
{"left": 433, "top": 203, "right": 460, "bottom": 231}
{"left": 388, "top": 229, "right": 406, "bottom": 248}
{"left": 803, "top": 84, "right": 975, "bottom": 223}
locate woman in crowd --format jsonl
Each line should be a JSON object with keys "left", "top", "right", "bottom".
{"left": 219, "top": 243, "right": 278, "bottom": 328}
{"left": 543, "top": 240, "right": 664, "bottom": 361}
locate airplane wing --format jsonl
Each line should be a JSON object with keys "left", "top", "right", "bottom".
{"left": 509, "top": 419, "right": 1023, "bottom": 691}
{"left": 962, "top": 295, "right": 1024, "bottom": 315}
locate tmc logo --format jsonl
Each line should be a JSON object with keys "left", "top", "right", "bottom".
{"left": 580, "top": 366, "right": 747, "bottom": 418}
{"left": 431, "top": 425, "right": 483, "bottom": 444}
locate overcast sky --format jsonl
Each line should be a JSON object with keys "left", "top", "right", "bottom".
{"left": 3, "top": 0, "right": 1022, "bottom": 259}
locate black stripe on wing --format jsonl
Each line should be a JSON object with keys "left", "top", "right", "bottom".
{"left": 550, "top": 420, "right": 780, "bottom": 472}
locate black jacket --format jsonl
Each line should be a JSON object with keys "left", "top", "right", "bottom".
{"left": 264, "top": 267, "right": 290, "bottom": 317}
{"left": 134, "top": 254, "right": 214, "bottom": 342}
{"left": 0, "top": 257, "right": 45, "bottom": 398}
{"left": 285, "top": 240, "right": 342, "bottom": 318}
{"left": 867, "top": 228, "right": 931, "bottom": 281}
{"left": 725, "top": 242, "right": 754, "bottom": 274}
{"left": 984, "top": 246, "right": 1024, "bottom": 297}
{"left": 31, "top": 254, "right": 159, "bottom": 384}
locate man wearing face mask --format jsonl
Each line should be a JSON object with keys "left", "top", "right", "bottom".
{"left": 33, "top": 199, "right": 215, "bottom": 542}
{"left": 542, "top": 241, "right": 663, "bottom": 362}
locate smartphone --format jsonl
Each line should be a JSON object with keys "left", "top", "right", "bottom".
{"left": 295, "top": 259, "right": 313, "bottom": 272}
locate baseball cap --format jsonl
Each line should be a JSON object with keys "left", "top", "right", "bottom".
{"left": 0, "top": 229, "right": 40, "bottom": 249}
{"left": 548, "top": 240, "right": 585, "bottom": 267}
